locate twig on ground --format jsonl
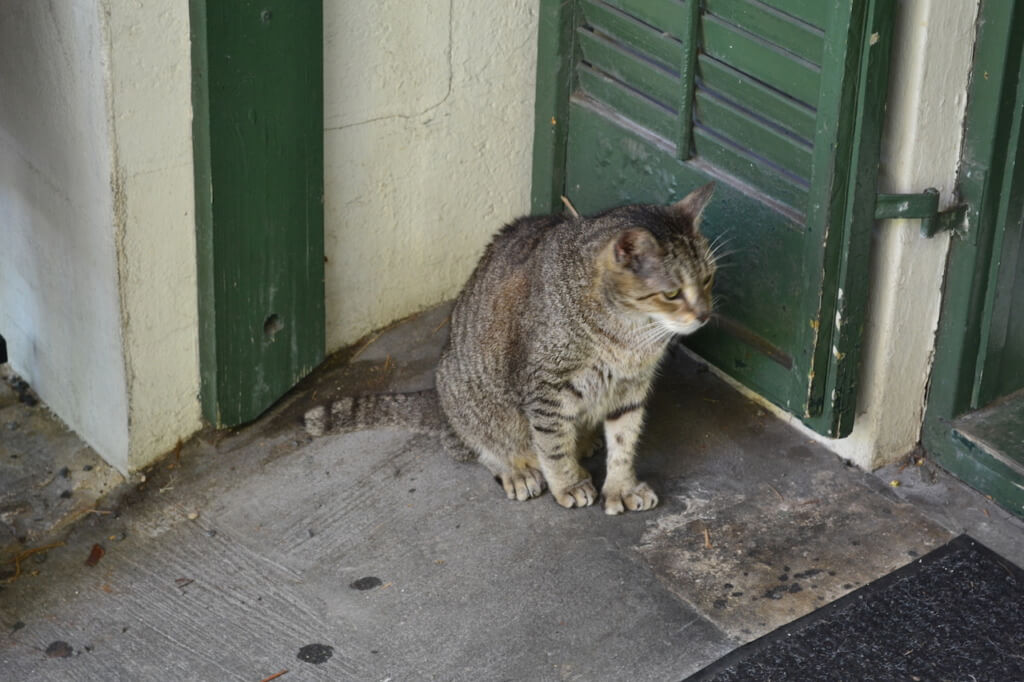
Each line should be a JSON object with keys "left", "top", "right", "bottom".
{"left": 431, "top": 314, "right": 452, "bottom": 335}
{"left": 560, "top": 195, "right": 580, "bottom": 218}
{"left": 349, "top": 331, "right": 384, "bottom": 362}
{"left": 2, "top": 542, "right": 65, "bottom": 584}
{"left": 260, "top": 670, "right": 288, "bottom": 682}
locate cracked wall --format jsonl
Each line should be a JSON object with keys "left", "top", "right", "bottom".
{"left": 323, "top": 0, "right": 540, "bottom": 350}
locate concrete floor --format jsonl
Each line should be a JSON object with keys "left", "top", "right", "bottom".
{"left": 3, "top": 303, "right": 1023, "bottom": 681}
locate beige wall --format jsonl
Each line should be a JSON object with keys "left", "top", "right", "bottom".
{"left": 1, "top": 0, "right": 540, "bottom": 470}
{"left": 0, "top": 0, "right": 981, "bottom": 475}
{"left": 104, "top": 0, "right": 201, "bottom": 471}
{"left": 0, "top": 1, "right": 199, "bottom": 474}
{"left": 322, "top": 0, "right": 540, "bottom": 350}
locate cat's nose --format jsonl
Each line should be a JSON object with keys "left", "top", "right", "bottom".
{"left": 697, "top": 312, "right": 711, "bottom": 323}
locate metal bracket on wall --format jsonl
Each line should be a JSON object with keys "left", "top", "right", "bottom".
{"left": 874, "top": 188, "right": 968, "bottom": 237}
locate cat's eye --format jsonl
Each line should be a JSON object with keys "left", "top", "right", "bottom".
{"left": 663, "top": 288, "right": 681, "bottom": 300}
{"left": 702, "top": 274, "right": 714, "bottom": 288}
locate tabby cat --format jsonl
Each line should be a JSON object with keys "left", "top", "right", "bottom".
{"left": 306, "top": 182, "right": 718, "bottom": 514}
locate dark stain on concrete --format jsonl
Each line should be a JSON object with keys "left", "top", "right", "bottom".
{"left": 633, "top": 351, "right": 951, "bottom": 641}
{"left": 45, "top": 640, "right": 73, "bottom": 658}
{"left": 349, "top": 576, "right": 383, "bottom": 591}
{"left": 296, "top": 643, "right": 334, "bottom": 664}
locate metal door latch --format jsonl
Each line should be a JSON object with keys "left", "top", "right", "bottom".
{"left": 874, "top": 188, "right": 967, "bottom": 237}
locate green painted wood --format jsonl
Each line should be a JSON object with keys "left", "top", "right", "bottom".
{"left": 924, "top": 7, "right": 1021, "bottom": 426}
{"left": 577, "top": 28, "right": 680, "bottom": 107}
{"left": 757, "top": 0, "right": 828, "bottom": 30}
{"left": 531, "top": 0, "right": 579, "bottom": 214}
{"left": 703, "top": 0, "right": 825, "bottom": 66}
{"left": 191, "top": 2, "right": 216, "bottom": 420}
{"left": 922, "top": 0, "right": 1024, "bottom": 518}
{"left": 691, "top": 126, "right": 809, "bottom": 214}
{"left": 925, "top": 0, "right": 1024, "bottom": 423}
{"left": 563, "top": 104, "right": 804, "bottom": 402}
{"left": 984, "top": 222, "right": 1024, "bottom": 397}
{"left": 975, "top": 47, "right": 1024, "bottom": 405}
{"left": 579, "top": 0, "right": 682, "bottom": 71}
{"left": 801, "top": 0, "right": 893, "bottom": 435}
{"left": 577, "top": 67, "right": 677, "bottom": 142}
{"left": 675, "top": 0, "right": 700, "bottom": 160}
{"left": 874, "top": 189, "right": 940, "bottom": 220}
{"left": 190, "top": 0, "right": 324, "bottom": 427}
{"left": 953, "top": 389, "right": 1024, "bottom": 474}
{"left": 601, "top": 0, "right": 689, "bottom": 38}
{"left": 697, "top": 55, "right": 817, "bottom": 141}
{"left": 929, "top": 421, "right": 1024, "bottom": 517}
{"left": 701, "top": 13, "right": 821, "bottom": 107}
{"left": 538, "top": 0, "right": 891, "bottom": 430}
{"left": 693, "top": 90, "right": 813, "bottom": 181}
{"left": 792, "top": 0, "right": 867, "bottom": 422}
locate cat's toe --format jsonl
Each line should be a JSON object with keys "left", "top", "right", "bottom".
{"left": 553, "top": 479, "right": 597, "bottom": 508}
{"left": 604, "top": 494, "right": 625, "bottom": 515}
{"left": 603, "top": 481, "right": 658, "bottom": 515}
{"left": 498, "top": 468, "right": 547, "bottom": 501}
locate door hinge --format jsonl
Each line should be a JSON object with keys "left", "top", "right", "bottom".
{"left": 874, "top": 188, "right": 967, "bottom": 237}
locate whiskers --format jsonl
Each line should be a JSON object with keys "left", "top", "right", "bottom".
{"left": 633, "top": 321, "right": 676, "bottom": 349}
{"left": 706, "top": 231, "right": 737, "bottom": 266}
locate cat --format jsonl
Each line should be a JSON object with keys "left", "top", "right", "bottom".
{"left": 305, "top": 182, "right": 718, "bottom": 514}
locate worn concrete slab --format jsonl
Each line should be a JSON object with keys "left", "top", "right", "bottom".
{"left": 0, "top": 367, "right": 125, "bottom": 555}
{"left": 634, "top": 351, "right": 949, "bottom": 641}
{"left": 0, "top": 303, "right": 1004, "bottom": 681}
{"left": 876, "top": 450, "right": 1024, "bottom": 569}
{"left": 1, "top": 433, "right": 732, "bottom": 680}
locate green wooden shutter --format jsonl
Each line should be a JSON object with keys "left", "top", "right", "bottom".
{"left": 533, "top": 0, "right": 894, "bottom": 436}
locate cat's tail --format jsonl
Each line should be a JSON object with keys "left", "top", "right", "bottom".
{"left": 303, "top": 390, "right": 475, "bottom": 461}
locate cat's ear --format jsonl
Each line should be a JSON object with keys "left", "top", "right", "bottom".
{"left": 613, "top": 228, "right": 661, "bottom": 274}
{"left": 670, "top": 181, "right": 716, "bottom": 234}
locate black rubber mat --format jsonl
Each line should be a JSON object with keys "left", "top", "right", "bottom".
{"left": 686, "top": 535, "right": 1024, "bottom": 681}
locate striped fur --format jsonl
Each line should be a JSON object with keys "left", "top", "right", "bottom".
{"left": 436, "top": 183, "right": 718, "bottom": 513}
{"left": 304, "top": 391, "right": 473, "bottom": 462}
{"left": 305, "top": 183, "right": 717, "bottom": 513}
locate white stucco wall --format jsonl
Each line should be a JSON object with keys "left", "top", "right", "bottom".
{"left": 323, "top": 0, "right": 540, "bottom": 350}
{"left": 0, "top": 1, "right": 131, "bottom": 462}
{"left": 0, "top": 1, "right": 200, "bottom": 473}
{"left": 103, "top": 1, "right": 201, "bottom": 470}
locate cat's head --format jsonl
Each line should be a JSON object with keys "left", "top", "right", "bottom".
{"left": 602, "top": 182, "right": 717, "bottom": 336}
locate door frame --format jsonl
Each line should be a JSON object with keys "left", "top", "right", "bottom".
{"left": 921, "top": 0, "right": 1024, "bottom": 514}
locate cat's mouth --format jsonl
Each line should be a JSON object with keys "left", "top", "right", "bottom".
{"left": 664, "top": 317, "right": 709, "bottom": 336}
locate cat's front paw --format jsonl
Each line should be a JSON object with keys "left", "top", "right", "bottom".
{"left": 552, "top": 479, "right": 598, "bottom": 509}
{"left": 603, "top": 481, "right": 658, "bottom": 515}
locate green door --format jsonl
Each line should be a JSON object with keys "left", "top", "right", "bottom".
{"left": 190, "top": 1, "right": 325, "bottom": 427}
{"left": 533, "top": 0, "right": 894, "bottom": 436}
{"left": 923, "top": 0, "right": 1024, "bottom": 516}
